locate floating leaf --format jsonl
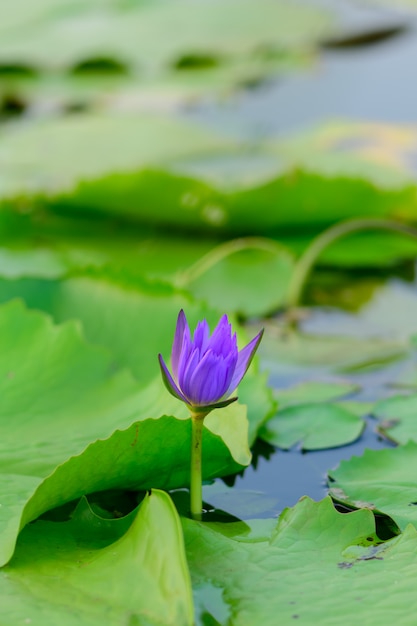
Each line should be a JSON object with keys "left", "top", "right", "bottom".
{"left": 2, "top": 115, "right": 417, "bottom": 242}
{"left": 338, "top": 400, "right": 374, "bottom": 417}
{"left": 0, "top": 0, "right": 334, "bottom": 108}
{"left": 373, "top": 393, "right": 417, "bottom": 443}
{"left": 260, "top": 402, "right": 364, "bottom": 450}
{"left": 329, "top": 442, "right": 417, "bottom": 531}
{"left": 0, "top": 113, "right": 232, "bottom": 201}
{"left": 0, "top": 0, "right": 333, "bottom": 71}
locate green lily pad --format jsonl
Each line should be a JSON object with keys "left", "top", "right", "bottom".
{"left": 338, "top": 400, "right": 374, "bottom": 417}
{"left": 1, "top": 490, "right": 194, "bottom": 626}
{"left": 373, "top": 393, "right": 417, "bottom": 443}
{"left": 260, "top": 402, "right": 364, "bottom": 450}
{"left": 0, "top": 0, "right": 334, "bottom": 110}
{"left": 329, "top": 442, "right": 417, "bottom": 531}
{"left": 0, "top": 0, "right": 333, "bottom": 70}
{"left": 0, "top": 113, "right": 232, "bottom": 202}
{"left": 2, "top": 115, "right": 417, "bottom": 243}
{"left": 183, "top": 495, "right": 417, "bottom": 625}
{"left": 69, "top": 495, "right": 141, "bottom": 542}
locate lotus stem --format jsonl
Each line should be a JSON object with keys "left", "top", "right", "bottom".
{"left": 288, "top": 217, "right": 417, "bottom": 309}
{"left": 190, "top": 412, "right": 208, "bottom": 521}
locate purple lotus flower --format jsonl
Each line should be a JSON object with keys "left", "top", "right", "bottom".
{"left": 158, "top": 310, "right": 263, "bottom": 413}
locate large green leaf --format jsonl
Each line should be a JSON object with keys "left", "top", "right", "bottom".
{"left": 0, "top": 113, "right": 232, "bottom": 201}
{"left": 0, "top": 0, "right": 334, "bottom": 109}
{"left": 0, "top": 300, "right": 251, "bottom": 564}
{"left": 260, "top": 402, "right": 364, "bottom": 450}
{"left": 184, "top": 496, "right": 417, "bottom": 625}
{"left": 2, "top": 115, "right": 417, "bottom": 242}
{"left": 2, "top": 490, "right": 194, "bottom": 626}
{"left": 0, "top": 0, "right": 332, "bottom": 70}
{"left": 329, "top": 442, "right": 417, "bottom": 531}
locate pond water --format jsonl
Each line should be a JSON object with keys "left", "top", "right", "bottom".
{"left": 191, "top": 2, "right": 417, "bottom": 521}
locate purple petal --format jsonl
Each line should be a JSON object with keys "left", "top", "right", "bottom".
{"left": 188, "top": 351, "right": 224, "bottom": 405}
{"left": 187, "top": 350, "right": 237, "bottom": 405}
{"left": 177, "top": 327, "right": 193, "bottom": 386}
{"left": 225, "top": 329, "right": 264, "bottom": 396}
{"left": 171, "top": 310, "right": 190, "bottom": 379}
{"left": 178, "top": 347, "right": 201, "bottom": 400}
{"left": 207, "top": 315, "right": 235, "bottom": 358}
{"left": 193, "top": 319, "right": 210, "bottom": 355}
{"left": 158, "top": 354, "right": 189, "bottom": 404}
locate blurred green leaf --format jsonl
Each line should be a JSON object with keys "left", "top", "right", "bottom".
{"left": 258, "top": 323, "right": 408, "bottom": 376}
{"left": 0, "top": 0, "right": 334, "bottom": 107}
{"left": 373, "top": 393, "right": 417, "bottom": 443}
{"left": 1, "top": 116, "right": 417, "bottom": 244}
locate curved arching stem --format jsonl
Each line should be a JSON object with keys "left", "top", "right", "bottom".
{"left": 288, "top": 218, "right": 417, "bottom": 309}
{"left": 176, "top": 237, "right": 290, "bottom": 287}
